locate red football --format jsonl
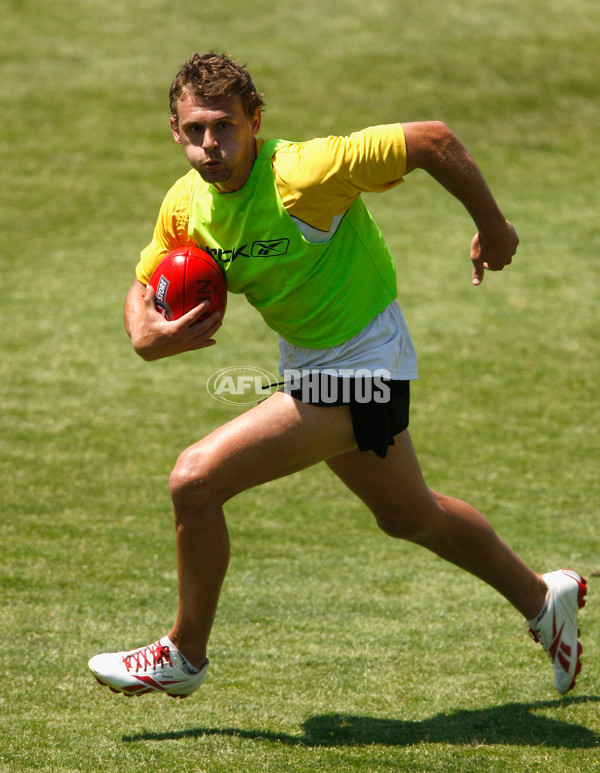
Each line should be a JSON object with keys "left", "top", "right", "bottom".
{"left": 148, "top": 245, "right": 227, "bottom": 322}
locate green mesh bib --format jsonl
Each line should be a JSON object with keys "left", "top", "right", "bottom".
{"left": 188, "top": 139, "right": 397, "bottom": 347}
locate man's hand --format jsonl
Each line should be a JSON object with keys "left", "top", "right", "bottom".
{"left": 471, "top": 220, "right": 519, "bottom": 286}
{"left": 125, "top": 280, "right": 222, "bottom": 361}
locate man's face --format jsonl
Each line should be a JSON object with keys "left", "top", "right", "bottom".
{"left": 171, "top": 93, "right": 261, "bottom": 193}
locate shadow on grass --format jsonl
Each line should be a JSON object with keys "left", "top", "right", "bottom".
{"left": 123, "top": 695, "right": 600, "bottom": 749}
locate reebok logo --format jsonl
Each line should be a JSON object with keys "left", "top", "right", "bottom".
{"left": 549, "top": 611, "right": 573, "bottom": 673}
{"left": 203, "top": 238, "right": 290, "bottom": 263}
{"left": 251, "top": 238, "right": 289, "bottom": 257}
{"left": 548, "top": 613, "right": 567, "bottom": 662}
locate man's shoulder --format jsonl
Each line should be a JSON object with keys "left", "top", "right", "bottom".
{"left": 168, "top": 168, "right": 197, "bottom": 196}
{"left": 158, "top": 169, "right": 197, "bottom": 216}
{"left": 270, "top": 127, "right": 404, "bottom": 172}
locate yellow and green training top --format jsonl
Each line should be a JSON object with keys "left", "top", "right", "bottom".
{"left": 136, "top": 124, "right": 407, "bottom": 348}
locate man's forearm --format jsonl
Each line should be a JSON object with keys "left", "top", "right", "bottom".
{"left": 123, "top": 279, "right": 146, "bottom": 341}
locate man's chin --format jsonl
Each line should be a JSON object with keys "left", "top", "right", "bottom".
{"left": 197, "top": 165, "right": 230, "bottom": 184}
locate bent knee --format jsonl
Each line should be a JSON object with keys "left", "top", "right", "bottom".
{"left": 376, "top": 514, "right": 427, "bottom": 542}
{"left": 169, "top": 445, "right": 223, "bottom": 510}
{"left": 374, "top": 500, "right": 441, "bottom": 543}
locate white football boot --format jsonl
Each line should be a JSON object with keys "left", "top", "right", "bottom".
{"left": 527, "top": 569, "right": 587, "bottom": 694}
{"left": 88, "top": 636, "right": 208, "bottom": 698}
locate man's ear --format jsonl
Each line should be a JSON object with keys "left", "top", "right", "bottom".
{"left": 250, "top": 109, "right": 261, "bottom": 136}
{"left": 170, "top": 115, "right": 182, "bottom": 144}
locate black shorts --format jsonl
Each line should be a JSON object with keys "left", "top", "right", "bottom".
{"left": 285, "top": 374, "right": 410, "bottom": 459}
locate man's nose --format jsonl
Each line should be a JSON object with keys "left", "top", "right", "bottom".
{"left": 202, "top": 129, "right": 218, "bottom": 150}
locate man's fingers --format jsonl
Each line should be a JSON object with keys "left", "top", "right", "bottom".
{"left": 144, "top": 283, "right": 156, "bottom": 305}
{"left": 180, "top": 300, "right": 211, "bottom": 324}
{"left": 472, "top": 257, "right": 485, "bottom": 286}
{"left": 179, "top": 310, "right": 223, "bottom": 351}
{"left": 471, "top": 234, "right": 484, "bottom": 285}
{"left": 188, "top": 308, "right": 222, "bottom": 331}
{"left": 141, "top": 287, "right": 223, "bottom": 351}
{"left": 166, "top": 313, "right": 223, "bottom": 354}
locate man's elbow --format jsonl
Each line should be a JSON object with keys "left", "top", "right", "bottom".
{"left": 403, "top": 120, "right": 457, "bottom": 173}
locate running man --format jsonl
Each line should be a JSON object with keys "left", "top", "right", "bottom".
{"left": 89, "top": 52, "right": 586, "bottom": 698}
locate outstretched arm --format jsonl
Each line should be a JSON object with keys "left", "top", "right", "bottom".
{"left": 124, "top": 279, "right": 222, "bottom": 361}
{"left": 402, "top": 121, "right": 519, "bottom": 285}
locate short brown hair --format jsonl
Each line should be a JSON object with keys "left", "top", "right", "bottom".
{"left": 169, "top": 52, "right": 266, "bottom": 122}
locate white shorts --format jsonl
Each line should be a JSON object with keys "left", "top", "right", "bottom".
{"left": 278, "top": 300, "right": 418, "bottom": 380}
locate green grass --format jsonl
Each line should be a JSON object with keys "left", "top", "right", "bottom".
{"left": 1, "top": 0, "right": 599, "bottom": 770}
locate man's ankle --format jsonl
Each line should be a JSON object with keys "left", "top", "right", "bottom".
{"left": 166, "top": 631, "right": 207, "bottom": 670}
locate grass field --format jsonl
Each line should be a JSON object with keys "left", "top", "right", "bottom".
{"left": 1, "top": 0, "right": 599, "bottom": 770}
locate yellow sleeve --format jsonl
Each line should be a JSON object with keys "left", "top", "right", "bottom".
{"left": 273, "top": 124, "right": 407, "bottom": 232}
{"left": 135, "top": 170, "right": 197, "bottom": 284}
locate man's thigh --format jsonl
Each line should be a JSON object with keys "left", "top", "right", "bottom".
{"left": 175, "top": 390, "right": 358, "bottom": 504}
{"left": 325, "top": 430, "right": 437, "bottom": 521}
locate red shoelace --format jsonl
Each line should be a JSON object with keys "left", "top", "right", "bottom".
{"left": 122, "top": 641, "right": 172, "bottom": 673}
